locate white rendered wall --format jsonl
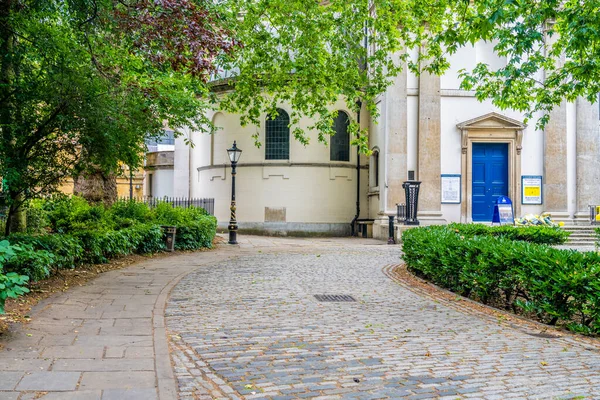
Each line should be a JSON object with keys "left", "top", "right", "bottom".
{"left": 152, "top": 169, "right": 174, "bottom": 199}
{"left": 173, "top": 134, "right": 190, "bottom": 197}
{"left": 192, "top": 98, "right": 368, "bottom": 233}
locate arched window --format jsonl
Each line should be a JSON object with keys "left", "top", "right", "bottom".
{"left": 265, "top": 109, "right": 290, "bottom": 160}
{"left": 370, "top": 149, "right": 379, "bottom": 188}
{"left": 330, "top": 111, "right": 350, "bottom": 161}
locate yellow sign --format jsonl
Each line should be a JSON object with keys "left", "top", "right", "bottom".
{"left": 524, "top": 187, "right": 541, "bottom": 197}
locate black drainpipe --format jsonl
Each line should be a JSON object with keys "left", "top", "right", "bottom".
{"left": 350, "top": 99, "right": 362, "bottom": 236}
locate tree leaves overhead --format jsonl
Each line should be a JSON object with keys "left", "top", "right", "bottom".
{"left": 216, "top": 0, "right": 600, "bottom": 138}
{"left": 0, "top": 0, "right": 236, "bottom": 232}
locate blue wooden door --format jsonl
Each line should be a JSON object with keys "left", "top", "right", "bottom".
{"left": 472, "top": 143, "right": 508, "bottom": 221}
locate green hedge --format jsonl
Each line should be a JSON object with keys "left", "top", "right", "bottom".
{"left": 596, "top": 227, "right": 600, "bottom": 247}
{"left": 1, "top": 197, "right": 217, "bottom": 283}
{"left": 402, "top": 225, "right": 600, "bottom": 334}
{"left": 448, "top": 223, "right": 570, "bottom": 245}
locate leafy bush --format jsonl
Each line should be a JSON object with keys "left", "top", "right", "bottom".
{"left": 402, "top": 226, "right": 600, "bottom": 334}
{"left": 5, "top": 244, "right": 55, "bottom": 281}
{"left": 8, "top": 233, "right": 83, "bottom": 271}
{"left": 175, "top": 218, "right": 217, "bottom": 250}
{"left": 448, "top": 223, "right": 570, "bottom": 245}
{"left": 42, "top": 195, "right": 112, "bottom": 233}
{"left": 0, "top": 240, "right": 29, "bottom": 314}
{"left": 152, "top": 202, "right": 208, "bottom": 225}
{"left": 25, "top": 200, "right": 50, "bottom": 234}
{"left": 1, "top": 196, "right": 216, "bottom": 283}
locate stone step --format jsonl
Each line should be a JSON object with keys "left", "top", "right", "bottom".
{"left": 567, "top": 241, "right": 598, "bottom": 246}
{"left": 562, "top": 226, "right": 598, "bottom": 230}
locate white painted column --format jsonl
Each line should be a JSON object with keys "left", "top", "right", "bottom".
{"left": 575, "top": 98, "right": 600, "bottom": 223}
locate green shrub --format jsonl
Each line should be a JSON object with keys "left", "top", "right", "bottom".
{"left": 8, "top": 233, "right": 84, "bottom": 271}
{"left": 4, "top": 244, "right": 55, "bottom": 281}
{"left": 42, "top": 195, "right": 113, "bottom": 233}
{"left": 1, "top": 196, "right": 216, "bottom": 284}
{"left": 109, "top": 200, "right": 152, "bottom": 228}
{"left": 152, "top": 202, "right": 208, "bottom": 226}
{"left": 25, "top": 200, "right": 50, "bottom": 234}
{"left": 0, "top": 240, "right": 29, "bottom": 313}
{"left": 448, "top": 223, "right": 570, "bottom": 245}
{"left": 402, "top": 226, "right": 600, "bottom": 334}
{"left": 174, "top": 217, "right": 217, "bottom": 250}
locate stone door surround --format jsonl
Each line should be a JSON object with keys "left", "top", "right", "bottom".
{"left": 457, "top": 113, "right": 526, "bottom": 223}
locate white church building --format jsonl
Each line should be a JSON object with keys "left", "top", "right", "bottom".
{"left": 146, "top": 41, "right": 600, "bottom": 240}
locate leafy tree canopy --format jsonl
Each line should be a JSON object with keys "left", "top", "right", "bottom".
{"left": 216, "top": 0, "right": 600, "bottom": 148}
{"left": 2, "top": 0, "right": 598, "bottom": 232}
{"left": 0, "top": 0, "right": 234, "bottom": 232}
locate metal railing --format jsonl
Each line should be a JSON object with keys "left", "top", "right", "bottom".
{"left": 396, "top": 203, "right": 406, "bottom": 224}
{"left": 120, "top": 196, "right": 215, "bottom": 216}
{"left": 591, "top": 205, "right": 600, "bottom": 225}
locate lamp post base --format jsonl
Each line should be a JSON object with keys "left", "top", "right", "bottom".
{"left": 228, "top": 230, "right": 238, "bottom": 245}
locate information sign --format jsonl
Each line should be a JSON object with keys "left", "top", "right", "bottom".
{"left": 522, "top": 175, "right": 543, "bottom": 205}
{"left": 441, "top": 174, "right": 461, "bottom": 204}
{"left": 492, "top": 196, "right": 515, "bottom": 225}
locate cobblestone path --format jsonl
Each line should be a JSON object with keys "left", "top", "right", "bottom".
{"left": 167, "top": 243, "right": 600, "bottom": 400}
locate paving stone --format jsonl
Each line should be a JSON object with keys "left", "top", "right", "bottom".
{"left": 52, "top": 358, "right": 154, "bottom": 372}
{"left": 16, "top": 372, "right": 81, "bottom": 391}
{"left": 100, "top": 388, "right": 158, "bottom": 400}
{"left": 79, "top": 371, "right": 156, "bottom": 389}
{"left": 39, "top": 390, "right": 102, "bottom": 399}
{"left": 42, "top": 346, "right": 104, "bottom": 359}
{"left": 0, "top": 392, "right": 19, "bottom": 400}
{"left": 0, "top": 373, "right": 22, "bottom": 390}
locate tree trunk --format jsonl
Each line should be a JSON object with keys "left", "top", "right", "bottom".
{"left": 5, "top": 192, "right": 26, "bottom": 236}
{"left": 73, "top": 170, "right": 118, "bottom": 206}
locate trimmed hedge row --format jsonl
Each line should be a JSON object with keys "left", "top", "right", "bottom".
{"left": 448, "top": 223, "right": 570, "bottom": 245}
{"left": 402, "top": 225, "right": 600, "bottom": 335}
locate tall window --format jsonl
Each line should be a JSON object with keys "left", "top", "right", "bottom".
{"left": 330, "top": 111, "right": 350, "bottom": 161}
{"left": 265, "top": 109, "right": 290, "bottom": 160}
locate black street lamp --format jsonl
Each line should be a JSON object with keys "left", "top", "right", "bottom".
{"left": 227, "top": 141, "right": 242, "bottom": 244}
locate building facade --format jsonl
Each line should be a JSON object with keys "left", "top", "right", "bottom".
{"left": 163, "top": 41, "right": 599, "bottom": 237}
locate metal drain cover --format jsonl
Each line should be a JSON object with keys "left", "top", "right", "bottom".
{"left": 314, "top": 294, "right": 357, "bottom": 302}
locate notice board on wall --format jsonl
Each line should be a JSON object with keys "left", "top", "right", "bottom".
{"left": 522, "top": 175, "right": 543, "bottom": 205}
{"left": 441, "top": 174, "right": 461, "bottom": 204}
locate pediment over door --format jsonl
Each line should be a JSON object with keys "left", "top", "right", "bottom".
{"left": 456, "top": 112, "right": 526, "bottom": 154}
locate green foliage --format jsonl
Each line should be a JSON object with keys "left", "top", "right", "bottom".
{"left": 448, "top": 223, "right": 570, "bottom": 245}
{"left": 0, "top": 240, "right": 29, "bottom": 314}
{"left": 25, "top": 200, "right": 50, "bottom": 235}
{"left": 175, "top": 218, "right": 217, "bottom": 250}
{"left": 596, "top": 227, "right": 600, "bottom": 248}
{"left": 402, "top": 226, "right": 600, "bottom": 335}
{"left": 109, "top": 199, "right": 152, "bottom": 227}
{"left": 1, "top": 197, "right": 214, "bottom": 282}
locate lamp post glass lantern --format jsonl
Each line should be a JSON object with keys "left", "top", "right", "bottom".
{"left": 227, "top": 141, "right": 242, "bottom": 244}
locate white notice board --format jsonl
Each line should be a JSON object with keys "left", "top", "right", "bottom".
{"left": 441, "top": 174, "right": 461, "bottom": 204}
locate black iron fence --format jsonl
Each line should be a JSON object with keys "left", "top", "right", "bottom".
{"left": 120, "top": 196, "right": 215, "bottom": 215}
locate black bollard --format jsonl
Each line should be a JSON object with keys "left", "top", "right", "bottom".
{"left": 388, "top": 215, "right": 395, "bottom": 244}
